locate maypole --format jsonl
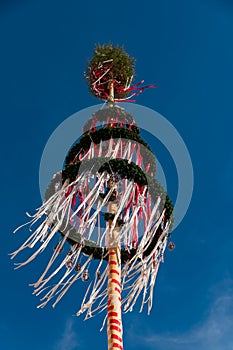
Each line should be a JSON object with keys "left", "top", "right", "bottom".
{"left": 11, "top": 44, "right": 175, "bottom": 350}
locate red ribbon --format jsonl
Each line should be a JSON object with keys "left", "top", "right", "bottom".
{"left": 90, "top": 63, "right": 156, "bottom": 102}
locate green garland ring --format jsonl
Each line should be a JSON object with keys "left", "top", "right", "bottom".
{"left": 83, "top": 107, "right": 139, "bottom": 134}
{"left": 65, "top": 126, "right": 156, "bottom": 175}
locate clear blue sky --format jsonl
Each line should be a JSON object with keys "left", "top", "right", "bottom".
{"left": 1, "top": 1, "right": 233, "bottom": 350}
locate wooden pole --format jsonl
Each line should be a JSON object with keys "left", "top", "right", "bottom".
{"left": 107, "top": 201, "right": 123, "bottom": 350}
{"left": 106, "top": 82, "right": 123, "bottom": 350}
{"left": 108, "top": 80, "right": 115, "bottom": 107}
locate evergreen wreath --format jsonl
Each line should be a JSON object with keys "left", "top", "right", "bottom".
{"left": 83, "top": 106, "right": 139, "bottom": 134}
{"left": 65, "top": 127, "right": 156, "bottom": 174}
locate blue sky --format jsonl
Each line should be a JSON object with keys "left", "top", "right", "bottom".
{"left": 1, "top": 1, "right": 233, "bottom": 349}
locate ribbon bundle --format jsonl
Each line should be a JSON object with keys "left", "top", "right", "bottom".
{"left": 89, "top": 61, "right": 156, "bottom": 102}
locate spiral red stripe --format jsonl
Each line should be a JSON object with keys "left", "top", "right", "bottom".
{"left": 112, "top": 343, "right": 123, "bottom": 350}
{"left": 110, "top": 325, "right": 121, "bottom": 332}
{"left": 111, "top": 279, "right": 121, "bottom": 287}
{"left": 109, "top": 319, "right": 121, "bottom": 326}
{"left": 114, "top": 287, "right": 121, "bottom": 294}
{"left": 109, "top": 260, "right": 117, "bottom": 265}
{"left": 110, "top": 269, "right": 120, "bottom": 275}
{"left": 108, "top": 312, "right": 118, "bottom": 317}
{"left": 111, "top": 334, "right": 122, "bottom": 342}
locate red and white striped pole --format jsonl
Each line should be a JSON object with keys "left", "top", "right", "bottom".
{"left": 107, "top": 201, "right": 123, "bottom": 350}
{"left": 106, "top": 82, "right": 123, "bottom": 350}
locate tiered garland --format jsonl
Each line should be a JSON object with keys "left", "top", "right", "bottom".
{"left": 45, "top": 155, "right": 174, "bottom": 263}
{"left": 56, "top": 98, "right": 174, "bottom": 262}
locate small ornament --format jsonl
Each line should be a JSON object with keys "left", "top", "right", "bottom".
{"left": 66, "top": 260, "right": 73, "bottom": 269}
{"left": 168, "top": 242, "right": 175, "bottom": 251}
{"left": 75, "top": 263, "right": 81, "bottom": 272}
{"left": 82, "top": 269, "right": 89, "bottom": 282}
